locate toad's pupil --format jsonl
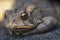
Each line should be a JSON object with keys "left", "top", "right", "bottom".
{"left": 21, "top": 13, "right": 28, "bottom": 20}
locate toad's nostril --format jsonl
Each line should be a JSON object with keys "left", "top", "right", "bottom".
{"left": 13, "top": 19, "right": 15, "bottom": 22}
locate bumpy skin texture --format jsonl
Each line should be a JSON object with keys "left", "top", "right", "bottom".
{"left": 4, "top": 0, "right": 58, "bottom": 35}
{"left": 1, "top": 0, "right": 60, "bottom": 40}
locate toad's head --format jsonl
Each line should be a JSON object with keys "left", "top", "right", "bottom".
{"left": 0, "top": 0, "right": 42, "bottom": 34}
{"left": 4, "top": 4, "right": 42, "bottom": 35}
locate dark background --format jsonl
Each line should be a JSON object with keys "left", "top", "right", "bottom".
{"left": 0, "top": 0, "right": 60, "bottom": 40}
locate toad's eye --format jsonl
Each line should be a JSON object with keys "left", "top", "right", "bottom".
{"left": 21, "top": 12, "right": 28, "bottom": 20}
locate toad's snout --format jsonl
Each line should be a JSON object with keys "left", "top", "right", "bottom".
{"left": 5, "top": 16, "right": 33, "bottom": 29}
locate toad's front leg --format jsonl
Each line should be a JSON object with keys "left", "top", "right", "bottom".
{"left": 23, "top": 16, "right": 57, "bottom": 35}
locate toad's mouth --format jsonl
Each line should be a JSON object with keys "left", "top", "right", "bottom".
{"left": 5, "top": 23, "right": 34, "bottom": 34}
{"left": 5, "top": 23, "right": 33, "bottom": 29}
{"left": 11, "top": 26, "right": 33, "bottom": 29}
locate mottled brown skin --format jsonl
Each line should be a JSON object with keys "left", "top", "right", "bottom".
{"left": 3, "top": 0, "right": 58, "bottom": 35}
